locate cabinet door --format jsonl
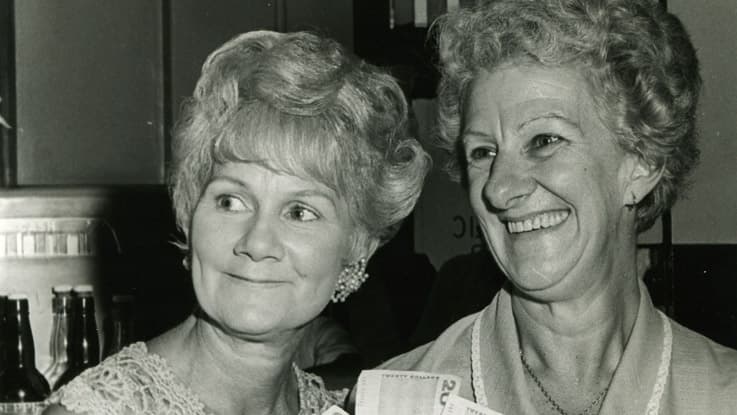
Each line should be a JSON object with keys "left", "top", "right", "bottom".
{"left": 14, "top": 0, "right": 165, "bottom": 185}
{"left": 8, "top": 0, "right": 354, "bottom": 186}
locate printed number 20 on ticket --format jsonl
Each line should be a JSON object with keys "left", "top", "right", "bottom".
{"left": 355, "top": 370, "right": 461, "bottom": 415}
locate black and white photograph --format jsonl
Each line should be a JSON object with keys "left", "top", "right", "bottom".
{"left": 0, "top": 0, "right": 735, "bottom": 414}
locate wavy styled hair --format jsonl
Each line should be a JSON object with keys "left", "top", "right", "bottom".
{"left": 435, "top": 0, "right": 701, "bottom": 232}
{"left": 170, "top": 31, "right": 431, "bottom": 255}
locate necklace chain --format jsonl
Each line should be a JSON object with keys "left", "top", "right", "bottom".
{"left": 519, "top": 351, "right": 608, "bottom": 415}
{"left": 469, "top": 304, "right": 672, "bottom": 414}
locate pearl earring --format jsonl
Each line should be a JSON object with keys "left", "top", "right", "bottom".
{"left": 331, "top": 258, "right": 369, "bottom": 303}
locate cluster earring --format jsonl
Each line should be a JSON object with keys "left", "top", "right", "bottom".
{"left": 331, "top": 258, "right": 369, "bottom": 303}
{"left": 182, "top": 255, "right": 191, "bottom": 271}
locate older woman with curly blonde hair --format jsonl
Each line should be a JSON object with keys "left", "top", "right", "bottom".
{"left": 45, "top": 30, "right": 430, "bottom": 415}
{"left": 382, "top": 0, "right": 737, "bottom": 413}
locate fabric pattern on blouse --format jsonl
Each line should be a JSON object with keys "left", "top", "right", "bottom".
{"left": 48, "top": 342, "right": 348, "bottom": 415}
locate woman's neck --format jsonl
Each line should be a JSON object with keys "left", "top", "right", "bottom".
{"left": 511, "top": 267, "right": 641, "bottom": 387}
{"left": 149, "top": 314, "right": 305, "bottom": 415}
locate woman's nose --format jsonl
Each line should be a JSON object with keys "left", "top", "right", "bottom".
{"left": 233, "top": 213, "right": 283, "bottom": 261}
{"left": 483, "top": 154, "right": 536, "bottom": 211}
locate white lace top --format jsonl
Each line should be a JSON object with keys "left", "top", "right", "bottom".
{"left": 48, "top": 342, "right": 348, "bottom": 415}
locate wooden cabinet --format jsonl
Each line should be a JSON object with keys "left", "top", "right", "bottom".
{"left": 13, "top": 0, "right": 165, "bottom": 185}
{"left": 1, "top": 0, "right": 354, "bottom": 186}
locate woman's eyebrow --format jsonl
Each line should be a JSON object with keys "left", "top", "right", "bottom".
{"left": 208, "top": 175, "right": 250, "bottom": 189}
{"left": 209, "top": 176, "right": 338, "bottom": 209}
{"left": 461, "top": 129, "right": 494, "bottom": 144}
{"left": 517, "top": 112, "right": 580, "bottom": 131}
{"left": 290, "top": 189, "right": 337, "bottom": 209}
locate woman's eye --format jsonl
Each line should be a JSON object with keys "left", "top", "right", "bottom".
{"left": 469, "top": 147, "right": 496, "bottom": 160}
{"left": 531, "top": 134, "right": 562, "bottom": 149}
{"left": 466, "top": 146, "right": 497, "bottom": 169}
{"left": 215, "top": 194, "right": 247, "bottom": 212}
{"left": 286, "top": 205, "right": 320, "bottom": 222}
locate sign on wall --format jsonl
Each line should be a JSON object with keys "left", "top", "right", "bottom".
{"left": 412, "top": 99, "right": 486, "bottom": 270}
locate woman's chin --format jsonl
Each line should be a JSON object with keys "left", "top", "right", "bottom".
{"left": 219, "top": 316, "right": 288, "bottom": 339}
{"left": 502, "top": 258, "right": 576, "bottom": 296}
{"left": 509, "top": 271, "right": 565, "bottom": 294}
{"left": 501, "top": 247, "right": 572, "bottom": 281}
{"left": 200, "top": 302, "right": 286, "bottom": 337}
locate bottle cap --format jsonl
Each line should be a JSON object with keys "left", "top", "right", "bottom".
{"left": 52, "top": 286, "right": 74, "bottom": 312}
{"left": 52, "top": 284, "right": 74, "bottom": 294}
{"left": 73, "top": 284, "right": 94, "bottom": 295}
{"left": 6, "top": 293, "right": 30, "bottom": 314}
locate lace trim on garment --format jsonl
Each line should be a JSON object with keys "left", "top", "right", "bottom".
{"left": 645, "top": 311, "right": 672, "bottom": 415}
{"left": 470, "top": 311, "right": 488, "bottom": 407}
{"left": 49, "top": 342, "right": 208, "bottom": 415}
{"left": 296, "top": 365, "right": 350, "bottom": 414}
{"left": 48, "top": 342, "right": 348, "bottom": 415}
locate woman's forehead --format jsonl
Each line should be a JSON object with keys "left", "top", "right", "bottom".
{"left": 211, "top": 161, "right": 339, "bottom": 198}
{"left": 465, "top": 65, "right": 596, "bottom": 129}
{"left": 217, "top": 112, "right": 337, "bottom": 172}
{"left": 213, "top": 154, "right": 338, "bottom": 192}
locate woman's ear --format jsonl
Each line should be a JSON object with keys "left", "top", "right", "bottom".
{"left": 350, "top": 232, "right": 381, "bottom": 263}
{"left": 622, "top": 154, "right": 664, "bottom": 205}
{"left": 360, "top": 236, "right": 381, "bottom": 262}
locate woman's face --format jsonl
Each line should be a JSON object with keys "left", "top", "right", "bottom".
{"left": 462, "top": 65, "right": 636, "bottom": 300}
{"left": 190, "top": 161, "right": 354, "bottom": 338}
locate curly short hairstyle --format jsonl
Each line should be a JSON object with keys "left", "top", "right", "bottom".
{"left": 170, "top": 31, "right": 431, "bottom": 254}
{"left": 435, "top": 0, "right": 701, "bottom": 232}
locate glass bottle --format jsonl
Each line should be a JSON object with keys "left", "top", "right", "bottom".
{"left": 42, "top": 285, "right": 74, "bottom": 390}
{"left": 54, "top": 285, "right": 100, "bottom": 390}
{"left": 103, "top": 294, "right": 136, "bottom": 358}
{"left": 0, "top": 294, "right": 51, "bottom": 414}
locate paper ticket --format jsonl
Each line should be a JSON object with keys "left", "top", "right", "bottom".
{"left": 441, "top": 394, "right": 505, "bottom": 415}
{"left": 322, "top": 405, "right": 350, "bottom": 415}
{"left": 355, "top": 369, "right": 461, "bottom": 415}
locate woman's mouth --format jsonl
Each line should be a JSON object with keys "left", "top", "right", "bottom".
{"left": 505, "top": 210, "right": 570, "bottom": 234}
{"left": 225, "top": 272, "right": 287, "bottom": 286}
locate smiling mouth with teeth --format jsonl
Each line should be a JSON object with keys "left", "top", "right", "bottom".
{"left": 505, "top": 210, "right": 570, "bottom": 234}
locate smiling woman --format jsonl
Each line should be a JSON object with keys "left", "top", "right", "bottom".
{"left": 380, "top": 0, "right": 737, "bottom": 413}
{"left": 43, "top": 30, "right": 430, "bottom": 415}
{"left": 463, "top": 65, "right": 635, "bottom": 296}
